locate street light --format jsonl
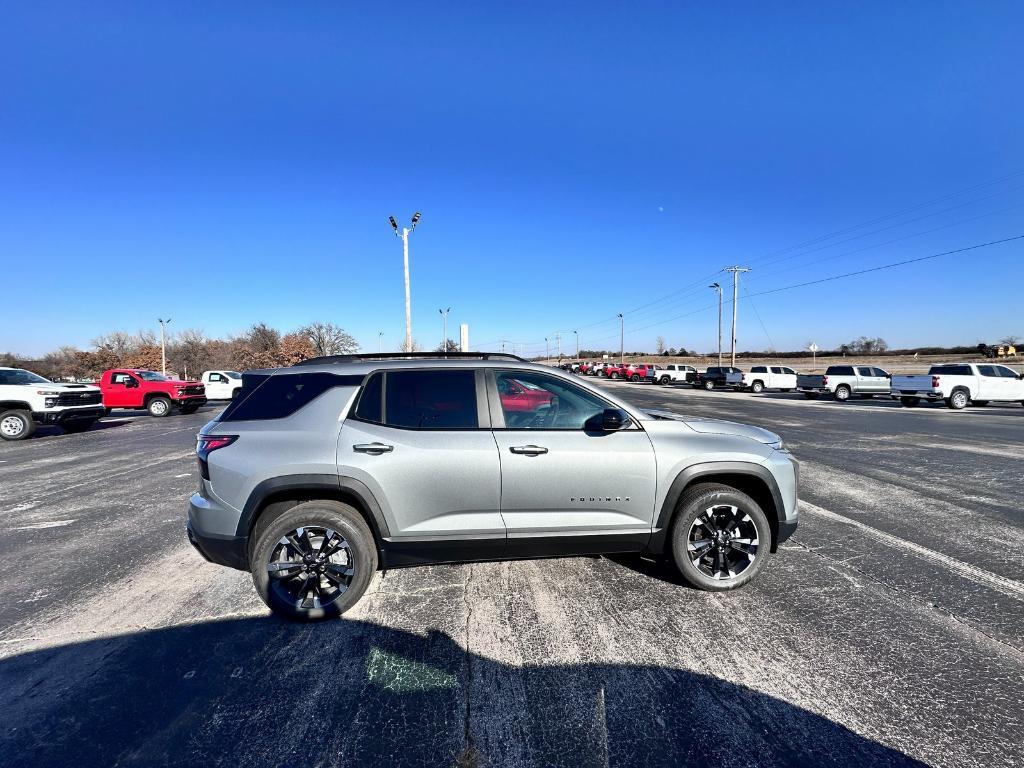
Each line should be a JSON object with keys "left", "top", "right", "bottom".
{"left": 545, "top": 337, "right": 549, "bottom": 362}
{"left": 709, "top": 283, "right": 723, "bottom": 368}
{"left": 574, "top": 330, "right": 579, "bottom": 358}
{"left": 157, "top": 318, "right": 172, "bottom": 376}
{"left": 388, "top": 212, "right": 422, "bottom": 352}
{"left": 439, "top": 307, "right": 451, "bottom": 354}
{"left": 378, "top": 331, "right": 384, "bottom": 354}
{"left": 617, "top": 314, "right": 624, "bottom": 364}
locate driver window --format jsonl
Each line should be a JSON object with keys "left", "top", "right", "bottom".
{"left": 495, "top": 371, "right": 608, "bottom": 430}
{"left": 111, "top": 372, "right": 135, "bottom": 385}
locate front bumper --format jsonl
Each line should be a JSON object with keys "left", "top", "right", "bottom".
{"left": 31, "top": 406, "right": 105, "bottom": 424}
{"left": 188, "top": 493, "right": 248, "bottom": 570}
{"left": 175, "top": 396, "right": 207, "bottom": 406}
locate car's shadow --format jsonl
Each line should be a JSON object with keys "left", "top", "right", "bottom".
{"left": 0, "top": 616, "right": 926, "bottom": 767}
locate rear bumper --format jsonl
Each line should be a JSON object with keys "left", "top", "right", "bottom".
{"left": 31, "top": 406, "right": 105, "bottom": 424}
{"left": 187, "top": 494, "right": 248, "bottom": 570}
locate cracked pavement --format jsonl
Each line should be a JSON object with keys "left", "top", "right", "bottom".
{"left": 0, "top": 388, "right": 1021, "bottom": 767}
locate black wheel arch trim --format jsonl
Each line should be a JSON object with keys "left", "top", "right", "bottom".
{"left": 647, "top": 461, "right": 788, "bottom": 555}
{"left": 237, "top": 473, "right": 392, "bottom": 543}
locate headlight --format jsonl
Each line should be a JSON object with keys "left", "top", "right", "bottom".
{"left": 45, "top": 397, "right": 58, "bottom": 408}
{"left": 37, "top": 390, "right": 60, "bottom": 396}
{"left": 177, "top": 388, "right": 187, "bottom": 395}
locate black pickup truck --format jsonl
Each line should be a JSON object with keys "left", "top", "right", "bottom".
{"left": 694, "top": 366, "right": 744, "bottom": 391}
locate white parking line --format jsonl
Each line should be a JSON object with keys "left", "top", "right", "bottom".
{"left": 800, "top": 501, "right": 1024, "bottom": 599}
{"left": 12, "top": 520, "right": 76, "bottom": 531}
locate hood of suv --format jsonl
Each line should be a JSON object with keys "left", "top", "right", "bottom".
{"left": 643, "top": 409, "right": 781, "bottom": 447}
{"left": 38, "top": 382, "right": 101, "bottom": 392}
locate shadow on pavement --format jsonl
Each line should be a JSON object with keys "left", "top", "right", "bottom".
{"left": 0, "top": 616, "right": 926, "bottom": 767}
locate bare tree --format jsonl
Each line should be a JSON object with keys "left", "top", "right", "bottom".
{"left": 999, "top": 335, "right": 1020, "bottom": 346}
{"left": 655, "top": 336, "right": 666, "bottom": 355}
{"left": 399, "top": 338, "right": 422, "bottom": 353}
{"left": 434, "top": 339, "right": 460, "bottom": 353}
{"left": 300, "top": 322, "right": 359, "bottom": 356}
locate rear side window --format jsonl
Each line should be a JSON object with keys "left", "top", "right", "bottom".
{"left": 930, "top": 365, "right": 973, "bottom": 376}
{"left": 978, "top": 365, "right": 999, "bottom": 377}
{"left": 353, "top": 372, "right": 383, "bottom": 423}
{"left": 384, "top": 370, "right": 478, "bottom": 430}
{"left": 220, "top": 372, "right": 353, "bottom": 421}
{"left": 826, "top": 366, "right": 854, "bottom": 376}
{"left": 752, "top": 366, "right": 767, "bottom": 373}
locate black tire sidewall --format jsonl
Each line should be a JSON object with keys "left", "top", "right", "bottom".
{"left": 0, "top": 410, "right": 34, "bottom": 441}
{"left": 670, "top": 484, "right": 771, "bottom": 591}
{"left": 251, "top": 501, "right": 377, "bottom": 621}
{"left": 148, "top": 397, "right": 172, "bottom": 417}
{"left": 835, "top": 386, "right": 850, "bottom": 401}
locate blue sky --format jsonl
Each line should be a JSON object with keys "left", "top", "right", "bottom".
{"left": 2, "top": 1, "right": 1021, "bottom": 357}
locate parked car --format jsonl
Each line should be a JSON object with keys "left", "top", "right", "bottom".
{"left": 602, "top": 363, "right": 628, "bottom": 379}
{"left": 0, "top": 367, "right": 105, "bottom": 440}
{"left": 201, "top": 370, "right": 243, "bottom": 400}
{"left": 796, "top": 365, "right": 890, "bottom": 401}
{"left": 742, "top": 366, "right": 798, "bottom": 393}
{"left": 656, "top": 364, "right": 698, "bottom": 386}
{"left": 628, "top": 364, "right": 658, "bottom": 382}
{"left": 100, "top": 369, "right": 207, "bottom": 417}
{"left": 694, "top": 367, "right": 743, "bottom": 391}
{"left": 187, "top": 352, "right": 799, "bottom": 620}
{"left": 891, "top": 363, "right": 1024, "bottom": 409}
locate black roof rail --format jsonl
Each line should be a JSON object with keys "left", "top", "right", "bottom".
{"left": 293, "top": 351, "right": 528, "bottom": 366}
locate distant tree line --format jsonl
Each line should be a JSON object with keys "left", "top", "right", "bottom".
{"left": 1, "top": 321, "right": 358, "bottom": 381}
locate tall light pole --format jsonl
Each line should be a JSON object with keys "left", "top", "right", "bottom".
{"left": 709, "top": 283, "right": 723, "bottom": 368}
{"left": 157, "top": 318, "right": 171, "bottom": 375}
{"left": 617, "top": 313, "right": 624, "bottom": 364}
{"left": 545, "top": 337, "right": 549, "bottom": 362}
{"left": 439, "top": 307, "right": 451, "bottom": 354}
{"left": 389, "top": 212, "right": 421, "bottom": 352}
{"left": 378, "top": 331, "right": 383, "bottom": 354}
{"left": 574, "top": 330, "right": 579, "bottom": 358}
{"left": 724, "top": 266, "right": 750, "bottom": 367}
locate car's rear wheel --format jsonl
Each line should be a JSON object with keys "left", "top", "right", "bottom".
{"left": 630, "top": 374, "right": 640, "bottom": 382}
{"left": 670, "top": 483, "right": 770, "bottom": 591}
{"left": 947, "top": 389, "right": 969, "bottom": 410}
{"left": 62, "top": 419, "right": 97, "bottom": 433}
{"left": 147, "top": 396, "right": 172, "bottom": 417}
{"left": 610, "top": 372, "right": 619, "bottom": 379}
{"left": 251, "top": 500, "right": 377, "bottom": 621}
{"left": 750, "top": 380, "right": 764, "bottom": 393}
{"left": 834, "top": 385, "right": 851, "bottom": 402}
{"left": 703, "top": 380, "right": 715, "bottom": 391}
{"left": 659, "top": 375, "right": 671, "bottom": 385}
{"left": 0, "top": 410, "right": 35, "bottom": 441}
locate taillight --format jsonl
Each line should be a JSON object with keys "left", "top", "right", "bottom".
{"left": 821, "top": 376, "right": 828, "bottom": 386}
{"left": 932, "top": 375, "right": 940, "bottom": 388}
{"left": 197, "top": 434, "right": 237, "bottom": 480}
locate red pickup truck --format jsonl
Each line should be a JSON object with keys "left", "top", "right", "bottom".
{"left": 100, "top": 369, "right": 207, "bottom": 417}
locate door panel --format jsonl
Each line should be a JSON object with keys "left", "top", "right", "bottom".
{"left": 338, "top": 419, "right": 503, "bottom": 538}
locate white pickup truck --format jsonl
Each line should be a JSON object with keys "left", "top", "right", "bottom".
{"left": 655, "top": 364, "right": 697, "bottom": 385}
{"left": 200, "top": 370, "right": 243, "bottom": 400}
{"left": 742, "top": 365, "right": 798, "bottom": 393}
{"left": 796, "top": 365, "right": 891, "bottom": 401}
{"left": 0, "top": 367, "right": 105, "bottom": 440}
{"left": 891, "top": 363, "right": 1024, "bottom": 409}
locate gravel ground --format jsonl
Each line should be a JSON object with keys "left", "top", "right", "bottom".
{"left": 0, "top": 389, "right": 1021, "bottom": 768}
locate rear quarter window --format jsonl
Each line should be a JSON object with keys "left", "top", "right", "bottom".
{"left": 930, "top": 365, "right": 973, "bottom": 376}
{"left": 220, "top": 372, "right": 358, "bottom": 421}
{"left": 826, "top": 366, "right": 854, "bottom": 376}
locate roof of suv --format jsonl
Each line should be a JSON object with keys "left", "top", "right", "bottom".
{"left": 255, "top": 353, "right": 557, "bottom": 377}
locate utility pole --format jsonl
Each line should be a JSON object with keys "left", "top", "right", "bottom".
{"left": 555, "top": 332, "right": 561, "bottom": 360}
{"left": 378, "top": 331, "right": 383, "bottom": 354}
{"left": 439, "top": 307, "right": 451, "bottom": 355}
{"left": 157, "top": 318, "right": 171, "bottom": 376}
{"left": 574, "top": 330, "right": 579, "bottom": 358}
{"left": 617, "top": 313, "right": 624, "bottom": 364}
{"left": 545, "top": 337, "right": 549, "bottom": 362}
{"left": 709, "top": 283, "right": 723, "bottom": 368}
{"left": 389, "top": 212, "right": 421, "bottom": 352}
{"left": 723, "top": 266, "right": 750, "bottom": 367}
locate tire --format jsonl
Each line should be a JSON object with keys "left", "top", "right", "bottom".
{"left": 147, "top": 396, "right": 172, "bottom": 417}
{"left": 630, "top": 374, "right": 640, "bottom": 382}
{"left": 750, "top": 380, "right": 764, "bottom": 394}
{"left": 669, "top": 483, "right": 771, "bottom": 591}
{"left": 231, "top": 388, "right": 241, "bottom": 400}
{"left": 659, "top": 376, "right": 671, "bottom": 385}
{"left": 62, "top": 419, "right": 97, "bottom": 433}
{"left": 834, "top": 385, "right": 851, "bottom": 402}
{"left": 703, "top": 380, "right": 715, "bottom": 391}
{"left": 899, "top": 397, "right": 920, "bottom": 407}
{"left": 947, "top": 389, "right": 969, "bottom": 410}
{"left": 0, "top": 410, "right": 36, "bottom": 441}
{"left": 803, "top": 392, "right": 819, "bottom": 400}
{"left": 972, "top": 400, "right": 989, "bottom": 407}
{"left": 250, "top": 500, "right": 377, "bottom": 621}
{"left": 610, "top": 372, "right": 619, "bottom": 379}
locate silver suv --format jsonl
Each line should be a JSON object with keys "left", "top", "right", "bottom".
{"left": 187, "top": 353, "right": 798, "bottom": 620}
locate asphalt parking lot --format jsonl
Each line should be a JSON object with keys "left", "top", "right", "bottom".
{"left": 0, "top": 389, "right": 1021, "bottom": 767}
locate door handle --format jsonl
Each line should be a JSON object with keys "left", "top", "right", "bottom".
{"left": 353, "top": 443, "right": 393, "bottom": 455}
{"left": 509, "top": 445, "right": 548, "bottom": 456}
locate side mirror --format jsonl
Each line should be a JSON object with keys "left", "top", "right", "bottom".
{"left": 585, "top": 408, "right": 632, "bottom": 432}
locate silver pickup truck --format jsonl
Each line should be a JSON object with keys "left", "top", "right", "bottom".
{"left": 796, "top": 365, "right": 891, "bottom": 401}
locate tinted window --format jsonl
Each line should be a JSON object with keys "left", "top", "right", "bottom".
{"left": 0, "top": 369, "right": 51, "bottom": 385}
{"left": 111, "top": 372, "right": 137, "bottom": 385}
{"left": 930, "top": 365, "right": 973, "bottom": 376}
{"left": 856, "top": 367, "right": 873, "bottom": 376}
{"left": 220, "top": 372, "right": 354, "bottom": 421}
{"left": 496, "top": 370, "right": 608, "bottom": 430}
{"left": 978, "top": 365, "right": 999, "bottom": 378}
{"left": 872, "top": 368, "right": 890, "bottom": 377}
{"left": 385, "top": 370, "right": 478, "bottom": 430}
{"left": 826, "top": 366, "right": 854, "bottom": 376}
{"left": 353, "top": 372, "right": 383, "bottom": 423}
{"left": 997, "top": 366, "right": 1021, "bottom": 379}
{"left": 782, "top": 367, "right": 796, "bottom": 375}
{"left": 752, "top": 366, "right": 767, "bottom": 373}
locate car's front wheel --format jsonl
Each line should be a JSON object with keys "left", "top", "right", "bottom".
{"left": 0, "top": 410, "right": 35, "bottom": 441}
{"left": 147, "top": 396, "right": 172, "bottom": 417}
{"left": 659, "top": 375, "right": 671, "bottom": 385}
{"left": 670, "top": 483, "right": 770, "bottom": 591}
{"left": 251, "top": 500, "right": 377, "bottom": 621}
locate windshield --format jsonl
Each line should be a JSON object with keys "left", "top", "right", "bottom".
{"left": 0, "top": 369, "right": 52, "bottom": 385}
{"left": 136, "top": 371, "right": 168, "bottom": 382}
